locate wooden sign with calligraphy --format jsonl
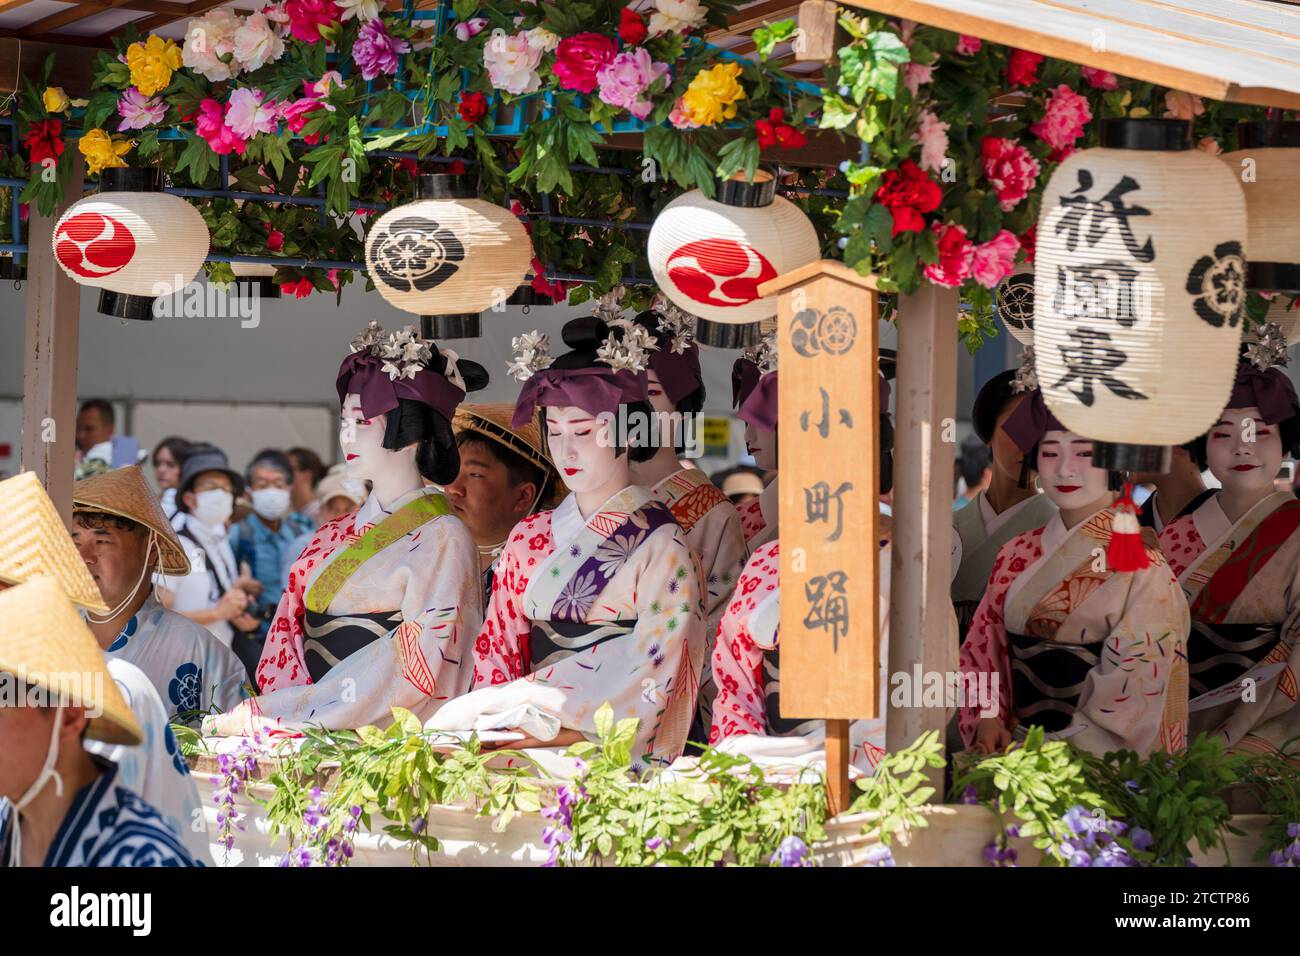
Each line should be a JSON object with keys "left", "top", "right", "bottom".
{"left": 759, "top": 261, "right": 881, "bottom": 714}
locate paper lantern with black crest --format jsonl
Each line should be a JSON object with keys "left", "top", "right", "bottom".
{"left": 364, "top": 173, "right": 531, "bottom": 339}
{"left": 1223, "top": 121, "right": 1300, "bottom": 293}
{"left": 1033, "top": 118, "right": 1248, "bottom": 473}
{"left": 647, "top": 170, "right": 820, "bottom": 348}
{"left": 52, "top": 167, "right": 210, "bottom": 320}
{"left": 995, "top": 267, "right": 1036, "bottom": 345}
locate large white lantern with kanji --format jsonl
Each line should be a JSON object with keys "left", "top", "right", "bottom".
{"left": 648, "top": 170, "right": 820, "bottom": 348}
{"left": 1223, "top": 121, "right": 1300, "bottom": 293}
{"left": 52, "top": 168, "right": 210, "bottom": 320}
{"left": 364, "top": 173, "right": 531, "bottom": 339}
{"left": 1033, "top": 118, "right": 1248, "bottom": 472}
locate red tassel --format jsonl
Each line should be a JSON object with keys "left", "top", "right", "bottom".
{"left": 1107, "top": 482, "right": 1150, "bottom": 572}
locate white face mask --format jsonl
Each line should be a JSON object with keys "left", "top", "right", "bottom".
{"left": 251, "top": 487, "right": 292, "bottom": 521}
{"left": 193, "top": 488, "right": 234, "bottom": 528}
{"left": 7, "top": 704, "right": 65, "bottom": 867}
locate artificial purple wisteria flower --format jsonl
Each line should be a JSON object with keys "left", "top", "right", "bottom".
{"left": 352, "top": 18, "right": 410, "bottom": 81}
{"left": 770, "top": 834, "right": 810, "bottom": 867}
{"left": 863, "top": 844, "right": 895, "bottom": 867}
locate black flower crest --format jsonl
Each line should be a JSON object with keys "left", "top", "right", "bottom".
{"left": 1186, "top": 240, "right": 1245, "bottom": 329}
{"left": 370, "top": 216, "right": 465, "bottom": 293}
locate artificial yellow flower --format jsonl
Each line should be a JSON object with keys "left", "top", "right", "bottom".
{"left": 126, "top": 35, "right": 182, "bottom": 97}
{"left": 79, "top": 129, "right": 134, "bottom": 176}
{"left": 680, "top": 63, "right": 747, "bottom": 127}
{"left": 43, "top": 86, "right": 70, "bottom": 114}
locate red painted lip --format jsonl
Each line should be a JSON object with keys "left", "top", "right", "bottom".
{"left": 1231, "top": 464, "right": 1257, "bottom": 471}
{"left": 1055, "top": 484, "right": 1082, "bottom": 493}
{"left": 346, "top": 453, "right": 358, "bottom": 461}
{"left": 746, "top": 446, "right": 758, "bottom": 456}
{"left": 564, "top": 468, "right": 580, "bottom": 477}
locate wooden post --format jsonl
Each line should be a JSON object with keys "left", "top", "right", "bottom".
{"left": 21, "top": 154, "right": 83, "bottom": 522}
{"left": 887, "top": 285, "right": 958, "bottom": 796}
{"left": 759, "top": 260, "right": 880, "bottom": 816}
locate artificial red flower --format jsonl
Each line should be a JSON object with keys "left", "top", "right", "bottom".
{"left": 1004, "top": 49, "right": 1044, "bottom": 87}
{"left": 756, "top": 108, "right": 806, "bottom": 150}
{"left": 280, "top": 276, "right": 315, "bottom": 298}
{"left": 446, "top": 158, "right": 466, "bottom": 174}
{"left": 457, "top": 90, "right": 488, "bottom": 125}
{"left": 552, "top": 32, "right": 617, "bottom": 94}
{"left": 873, "top": 160, "right": 942, "bottom": 236}
{"left": 266, "top": 229, "right": 284, "bottom": 252}
{"left": 922, "top": 222, "right": 975, "bottom": 288}
{"left": 23, "top": 118, "right": 64, "bottom": 166}
{"left": 775, "top": 123, "right": 807, "bottom": 149}
{"left": 618, "top": 7, "right": 648, "bottom": 45}
{"left": 1019, "top": 224, "right": 1037, "bottom": 264}
{"left": 396, "top": 157, "right": 419, "bottom": 176}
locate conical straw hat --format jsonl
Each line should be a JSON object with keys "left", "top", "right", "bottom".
{"left": 0, "top": 472, "right": 108, "bottom": 614}
{"left": 0, "top": 577, "right": 142, "bottom": 746}
{"left": 73, "top": 465, "right": 191, "bottom": 576}
{"left": 454, "top": 402, "right": 565, "bottom": 505}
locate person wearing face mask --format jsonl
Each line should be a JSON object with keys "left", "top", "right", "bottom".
{"left": 163, "top": 443, "right": 260, "bottom": 650}
{"left": 426, "top": 313, "right": 707, "bottom": 772}
{"left": 0, "top": 578, "right": 200, "bottom": 867}
{"left": 958, "top": 389, "right": 1190, "bottom": 759}
{"left": 628, "top": 304, "right": 745, "bottom": 737}
{"left": 732, "top": 338, "right": 780, "bottom": 548}
{"left": 1157, "top": 357, "right": 1300, "bottom": 758}
{"left": 204, "top": 320, "right": 487, "bottom": 737}
{"left": 71, "top": 465, "right": 247, "bottom": 725}
{"left": 228, "top": 450, "right": 314, "bottom": 675}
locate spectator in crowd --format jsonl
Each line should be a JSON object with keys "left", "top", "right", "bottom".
{"left": 287, "top": 447, "right": 326, "bottom": 525}
{"left": 280, "top": 465, "right": 368, "bottom": 589}
{"left": 151, "top": 436, "right": 191, "bottom": 519}
{"left": 228, "top": 450, "right": 312, "bottom": 677}
{"left": 75, "top": 400, "right": 140, "bottom": 479}
{"left": 716, "top": 466, "right": 764, "bottom": 507}
{"left": 76, "top": 399, "right": 115, "bottom": 456}
{"left": 955, "top": 434, "right": 991, "bottom": 510}
{"left": 160, "top": 443, "right": 261, "bottom": 656}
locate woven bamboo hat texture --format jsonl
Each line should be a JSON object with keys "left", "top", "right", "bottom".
{"left": 0, "top": 472, "right": 108, "bottom": 614}
{"left": 73, "top": 465, "right": 191, "bottom": 576}
{"left": 0, "top": 577, "right": 143, "bottom": 746}
{"left": 454, "top": 402, "right": 566, "bottom": 506}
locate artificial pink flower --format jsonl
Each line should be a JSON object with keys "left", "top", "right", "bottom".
{"left": 19, "top": 203, "right": 29, "bottom": 222}
{"left": 1163, "top": 90, "right": 1204, "bottom": 121}
{"left": 668, "top": 96, "right": 700, "bottom": 130}
{"left": 913, "top": 108, "right": 949, "bottom": 173}
{"left": 266, "top": 228, "right": 285, "bottom": 252}
{"left": 922, "top": 222, "right": 975, "bottom": 288}
{"left": 225, "top": 88, "right": 279, "bottom": 140}
{"left": 901, "top": 61, "right": 934, "bottom": 97}
{"left": 1080, "top": 66, "right": 1118, "bottom": 90}
{"left": 280, "top": 98, "right": 326, "bottom": 144}
{"left": 1196, "top": 136, "right": 1222, "bottom": 155}
{"left": 1031, "top": 84, "right": 1092, "bottom": 151}
{"left": 981, "top": 136, "right": 1039, "bottom": 212}
{"left": 899, "top": 19, "right": 918, "bottom": 47}
{"left": 596, "top": 48, "right": 668, "bottom": 119}
{"left": 117, "top": 87, "right": 166, "bottom": 131}
{"left": 196, "top": 98, "right": 247, "bottom": 156}
{"left": 327, "top": 268, "right": 341, "bottom": 289}
{"left": 285, "top": 0, "right": 339, "bottom": 43}
{"left": 305, "top": 70, "right": 345, "bottom": 99}
{"left": 955, "top": 35, "right": 981, "bottom": 55}
{"left": 454, "top": 17, "right": 488, "bottom": 41}
{"left": 971, "top": 230, "right": 1020, "bottom": 289}
{"left": 1004, "top": 48, "right": 1044, "bottom": 87}
{"left": 352, "top": 17, "right": 410, "bottom": 81}
{"left": 552, "top": 32, "right": 617, "bottom": 94}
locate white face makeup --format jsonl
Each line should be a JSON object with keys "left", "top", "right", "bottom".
{"left": 340, "top": 393, "right": 402, "bottom": 482}
{"left": 1206, "top": 406, "right": 1283, "bottom": 496}
{"left": 545, "top": 404, "right": 622, "bottom": 495}
{"left": 744, "top": 421, "right": 777, "bottom": 471}
{"left": 1036, "top": 430, "right": 1109, "bottom": 510}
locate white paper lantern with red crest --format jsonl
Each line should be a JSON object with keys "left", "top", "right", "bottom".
{"left": 364, "top": 173, "right": 531, "bottom": 339}
{"left": 52, "top": 168, "right": 210, "bottom": 320}
{"left": 1033, "top": 118, "right": 1248, "bottom": 474}
{"left": 648, "top": 170, "right": 820, "bottom": 348}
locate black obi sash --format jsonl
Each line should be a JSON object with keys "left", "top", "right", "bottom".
{"left": 762, "top": 645, "right": 821, "bottom": 738}
{"left": 529, "top": 619, "right": 635, "bottom": 671}
{"left": 1008, "top": 630, "right": 1105, "bottom": 733}
{"left": 1187, "top": 622, "right": 1282, "bottom": 698}
{"left": 303, "top": 608, "right": 401, "bottom": 682}
{"left": 954, "top": 600, "right": 980, "bottom": 646}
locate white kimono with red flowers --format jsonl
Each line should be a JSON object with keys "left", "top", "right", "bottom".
{"left": 203, "top": 487, "right": 481, "bottom": 737}
{"left": 738, "top": 478, "right": 777, "bottom": 549}
{"left": 427, "top": 485, "right": 707, "bottom": 767}
{"left": 959, "top": 507, "right": 1189, "bottom": 757}
{"left": 1158, "top": 491, "right": 1300, "bottom": 760}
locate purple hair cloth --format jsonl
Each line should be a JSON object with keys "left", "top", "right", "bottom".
{"left": 732, "top": 357, "right": 761, "bottom": 410}
{"left": 336, "top": 351, "right": 465, "bottom": 422}
{"left": 1001, "top": 389, "right": 1066, "bottom": 454}
{"left": 649, "top": 343, "right": 703, "bottom": 405}
{"left": 512, "top": 366, "right": 648, "bottom": 428}
{"left": 737, "top": 371, "right": 778, "bottom": 432}
{"left": 1226, "top": 360, "right": 1300, "bottom": 425}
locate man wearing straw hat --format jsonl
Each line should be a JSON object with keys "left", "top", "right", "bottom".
{"left": 0, "top": 471, "right": 209, "bottom": 862}
{"left": 0, "top": 578, "right": 199, "bottom": 866}
{"left": 445, "top": 403, "right": 562, "bottom": 603}
{"left": 71, "top": 465, "right": 248, "bottom": 725}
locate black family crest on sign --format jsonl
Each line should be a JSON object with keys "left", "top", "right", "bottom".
{"left": 370, "top": 216, "right": 466, "bottom": 292}
{"left": 1186, "top": 241, "right": 1246, "bottom": 328}
{"left": 790, "top": 306, "right": 858, "bottom": 357}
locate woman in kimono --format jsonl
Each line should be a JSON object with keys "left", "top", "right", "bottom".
{"left": 1158, "top": 357, "right": 1300, "bottom": 759}
{"left": 959, "top": 390, "right": 1189, "bottom": 758}
{"left": 628, "top": 300, "right": 745, "bottom": 733}
{"left": 204, "top": 323, "right": 486, "bottom": 736}
{"left": 732, "top": 338, "right": 780, "bottom": 548}
{"left": 427, "top": 316, "right": 707, "bottom": 769}
{"left": 707, "top": 374, "right": 921, "bottom": 775}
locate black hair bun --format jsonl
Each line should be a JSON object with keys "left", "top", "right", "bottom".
{"left": 428, "top": 343, "right": 489, "bottom": 393}
{"left": 560, "top": 314, "right": 611, "bottom": 351}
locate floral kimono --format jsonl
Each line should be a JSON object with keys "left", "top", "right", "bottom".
{"left": 738, "top": 477, "right": 778, "bottom": 548}
{"left": 428, "top": 485, "right": 707, "bottom": 767}
{"left": 1158, "top": 491, "right": 1300, "bottom": 758}
{"left": 959, "top": 507, "right": 1190, "bottom": 757}
{"left": 708, "top": 527, "right": 901, "bottom": 776}
{"left": 652, "top": 467, "right": 746, "bottom": 730}
{"left": 204, "top": 487, "right": 482, "bottom": 736}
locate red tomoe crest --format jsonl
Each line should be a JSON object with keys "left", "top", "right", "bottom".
{"left": 54, "top": 212, "right": 136, "bottom": 279}
{"left": 665, "top": 238, "right": 777, "bottom": 308}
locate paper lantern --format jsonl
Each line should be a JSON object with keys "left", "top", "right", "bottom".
{"left": 230, "top": 261, "right": 281, "bottom": 299}
{"left": 1034, "top": 119, "right": 1247, "bottom": 471}
{"left": 995, "top": 267, "right": 1036, "bottom": 345}
{"left": 648, "top": 171, "right": 820, "bottom": 348}
{"left": 52, "top": 167, "right": 210, "bottom": 321}
{"left": 1223, "top": 121, "right": 1300, "bottom": 293}
{"left": 365, "top": 173, "right": 531, "bottom": 339}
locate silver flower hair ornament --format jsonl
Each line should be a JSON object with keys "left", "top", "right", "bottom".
{"left": 1012, "top": 344, "right": 1039, "bottom": 394}
{"left": 592, "top": 285, "right": 628, "bottom": 325}
{"left": 654, "top": 300, "right": 696, "bottom": 355}
{"left": 742, "top": 332, "right": 778, "bottom": 375}
{"left": 508, "top": 330, "right": 554, "bottom": 383}
{"left": 597, "top": 322, "right": 658, "bottom": 373}
{"left": 1245, "top": 322, "right": 1290, "bottom": 371}
{"left": 350, "top": 321, "right": 434, "bottom": 382}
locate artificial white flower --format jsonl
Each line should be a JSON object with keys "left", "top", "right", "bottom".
{"left": 233, "top": 12, "right": 285, "bottom": 72}
{"left": 183, "top": 8, "right": 241, "bottom": 82}
{"left": 525, "top": 26, "right": 560, "bottom": 52}
{"left": 334, "top": 0, "right": 383, "bottom": 22}
{"left": 648, "top": 0, "right": 707, "bottom": 37}
{"left": 508, "top": 331, "right": 554, "bottom": 381}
